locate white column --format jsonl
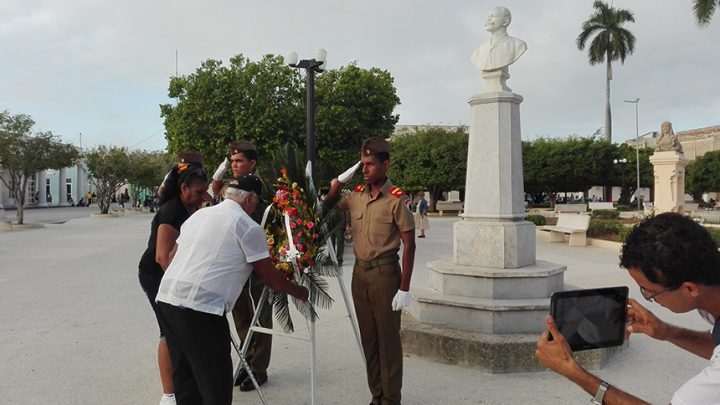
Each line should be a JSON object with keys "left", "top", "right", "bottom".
{"left": 37, "top": 171, "right": 47, "bottom": 207}
{"left": 76, "top": 165, "right": 85, "bottom": 202}
{"left": 58, "top": 168, "right": 68, "bottom": 206}
{"left": 454, "top": 70, "right": 534, "bottom": 269}
{"left": 649, "top": 151, "right": 690, "bottom": 213}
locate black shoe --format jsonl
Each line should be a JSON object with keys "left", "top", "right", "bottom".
{"left": 239, "top": 373, "right": 268, "bottom": 392}
{"left": 233, "top": 369, "right": 249, "bottom": 387}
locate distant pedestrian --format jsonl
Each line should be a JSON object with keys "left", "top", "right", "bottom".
{"left": 415, "top": 192, "right": 429, "bottom": 238}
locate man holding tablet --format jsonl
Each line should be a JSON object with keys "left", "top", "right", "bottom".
{"left": 536, "top": 213, "right": 720, "bottom": 405}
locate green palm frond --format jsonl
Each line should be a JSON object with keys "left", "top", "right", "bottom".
{"left": 694, "top": 0, "right": 718, "bottom": 26}
{"left": 304, "top": 271, "right": 334, "bottom": 310}
{"left": 271, "top": 291, "right": 294, "bottom": 333}
{"left": 577, "top": 1, "right": 636, "bottom": 65}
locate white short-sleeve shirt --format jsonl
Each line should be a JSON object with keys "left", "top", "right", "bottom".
{"left": 671, "top": 312, "right": 720, "bottom": 405}
{"left": 156, "top": 199, "right": 269, "bottom": 316}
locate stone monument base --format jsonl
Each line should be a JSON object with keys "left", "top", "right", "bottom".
{"left": 401, "top": 312, "right": 625, "bottom": 373}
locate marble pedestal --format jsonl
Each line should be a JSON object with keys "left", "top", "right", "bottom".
{"left": 402, "top": 78, "right": 577, "bottom": 372}
{"left": 649, "top": 151, "right": 690, "bottom": 213}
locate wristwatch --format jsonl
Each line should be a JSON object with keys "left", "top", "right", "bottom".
{"left": 591, "top": 381, "right": 609, "bottom": 404}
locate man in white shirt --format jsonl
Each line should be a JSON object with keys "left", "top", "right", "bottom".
{"left": 156, "top": 175, "right": 308, "bottom": 405}
{"left": 536, "top": 213, "right": 720, "bottom": 405}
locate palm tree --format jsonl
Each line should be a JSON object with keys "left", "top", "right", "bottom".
{"left": 577, "top": 1, "right": 636, "bottom": 143}
{"left": 694, "top": 0, "right": 719, "bottom": 25}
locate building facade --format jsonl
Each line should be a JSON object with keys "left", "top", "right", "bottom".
{"left": 0, "top": 163, "right": 92, "bottom": 208}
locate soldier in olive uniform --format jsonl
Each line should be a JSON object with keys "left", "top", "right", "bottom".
{"left": 326, "top": 137, "right": 416, "bottom": 405}
{"left": 210, "top": 141, "right": 272, "bottom": 391}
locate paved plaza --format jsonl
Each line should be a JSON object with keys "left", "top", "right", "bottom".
{"left": 0, "top": 210, "right": 711, "bottom": 404}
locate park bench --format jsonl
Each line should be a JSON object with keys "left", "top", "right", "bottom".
{"left": 643, "top": 201, "right": 654, "bottom": 214}
{"left": 540, "top": 213, "right": 591, "bottom": 247}
{"left": 554, "top": 203, "right": 587, "bottom": 213}
{"left": 436, "top": 201, "right": 463, "bottom": 216}
{"left": 588, "top": 202, "right": 615, "bottom": 211}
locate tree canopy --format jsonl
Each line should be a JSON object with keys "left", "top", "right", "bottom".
{"left": 686, "top": 150, "right": 720, "bottom": 201}
{"left": 522, "top": 136, "right": 652, "bottom": 205}
{"left": 126, "top": 150, "right": 171, "bottom": 206}
{"left": 160, "top": 54, "right": 399, "bottom": 185}
{"left": 0, "top": 110, "right": 79, "bottom": 224}
{"left": 389, "top": 127, "right": 468, "bottom": 210}
{"left": 84, "top": 146, "right": 132, "bottom": 214}
{"left": 577, "top": 1, "right": 636, "bottom": 142}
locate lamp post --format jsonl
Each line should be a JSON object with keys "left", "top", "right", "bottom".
{"left": 624, "top": 98, "right": 641, "bottom": 210}
{"left": 285, "top": 49, "right": 327, "bottom": 177}
{"left": 614, "top": 158, "right": 628, "bottom": 204}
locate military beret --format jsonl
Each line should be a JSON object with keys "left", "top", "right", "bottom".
{"left": 178, "top": 150, "right": 204, "bottom": 165}
{"left": 229, "top": 140, "right": 257, "bottom": 155}
{"left": 360, "top": 137, "right": 389, "bottom": 157}
{"left": 228, "top": 174, "right": 265, "bottom": 203}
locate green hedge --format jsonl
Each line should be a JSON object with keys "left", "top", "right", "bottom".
{"left": 591, "top": 209, "right": 620, "bottom": 219}
{"left": 587, "top": 219, "right": 622, "bottom": 237}
{"left": 704, "top": 227, "right": 720, "bottom": 247}
{"left": 526, "top": 215, "right": 546, "bottom": 226}
{"left": 618, "top": 224, "right": 636, "bottom": 243}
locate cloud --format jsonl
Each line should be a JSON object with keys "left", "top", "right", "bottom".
{"left": 0, "top": 0, "right": 718, "bottom": 150}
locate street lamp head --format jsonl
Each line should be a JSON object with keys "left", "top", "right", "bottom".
{"left": 285, "top": 51, "right": 299, "bottom": 67}
{"left": 315, "top": 48, "right": 327, "bottom": 71}
{"left": 624, "top": 98, "right": 639, "bottom": 104}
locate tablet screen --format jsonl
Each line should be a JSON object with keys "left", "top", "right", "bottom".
{"left": 550, "top": 286, "right": 629, "bottom": 351}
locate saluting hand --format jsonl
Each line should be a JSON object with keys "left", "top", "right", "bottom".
{"left": 212, "top": 157, "right": 229, "bottom": 181}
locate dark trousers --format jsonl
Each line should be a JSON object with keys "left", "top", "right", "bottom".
{"left": 352, "top": 261, "right": 403, "bottom": 405}
{"left": 232, "top": 275, "right": 272, "bottom": 377}
{"left": 157, "top": 302, "right": 232, "bottom": 405}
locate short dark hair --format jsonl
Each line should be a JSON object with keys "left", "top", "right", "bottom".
{"left": 238, "top": 149, "right": 258, "bottom": 162}
{"left": 620, "top": 213, "right": 720, "bottom": 287}
{"left": 374, "top": 152, "right": 390, "bottom": 163}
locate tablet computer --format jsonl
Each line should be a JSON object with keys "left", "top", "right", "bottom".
{"left": 550, "top": 286, "right": 629, "bottom": 351}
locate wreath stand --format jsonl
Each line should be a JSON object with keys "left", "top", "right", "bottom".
{"left": 230, "top": 209, "right": 365, "bottom": 405}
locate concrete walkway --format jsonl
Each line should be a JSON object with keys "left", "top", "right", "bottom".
{"left": 0, "top": 213, "right": 710, "bottom": 404}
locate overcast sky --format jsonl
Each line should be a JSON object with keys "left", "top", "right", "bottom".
{"left": 1, "top": 0, "right": 719, "bottom": 152}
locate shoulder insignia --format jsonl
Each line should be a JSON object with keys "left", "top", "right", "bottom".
{"left": 353, "top": 184, "right": 366, "bottom": 193}
{"left": 388, "top": 186, "right": 405, "bottom": 198}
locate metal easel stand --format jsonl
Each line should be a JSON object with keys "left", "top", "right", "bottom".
{"left": 230, "top": 244, "right": 364, "bottom": 405}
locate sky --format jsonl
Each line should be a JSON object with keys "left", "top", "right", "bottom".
{"left": 1, "top": 0, "right": 719, "bottom": 152}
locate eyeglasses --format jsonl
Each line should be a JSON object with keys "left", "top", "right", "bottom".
{"left": 639, "top": 285, "right": 676, "bottom": 302}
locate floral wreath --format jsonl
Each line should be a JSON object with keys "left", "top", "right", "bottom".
{"left": 265, "top": 168, "right": 320, "bottom": 278}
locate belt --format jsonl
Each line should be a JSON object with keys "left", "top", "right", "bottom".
{"left": 355, "top": 254, "right": 399, "bottom": 269}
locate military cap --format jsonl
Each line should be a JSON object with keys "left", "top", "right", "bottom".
{"left": 229, "top": 140, "right": 257, "bottom": 155}
{"left": 360, "top": 137, "right": 389, "bottom": 157}
{"left": 178, "top": 150, "right": 204, "bottom": 165}
{"left": 228, "top": 174, "right": 265, "bottom": 202}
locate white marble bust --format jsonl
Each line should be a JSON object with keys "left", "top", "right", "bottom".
{"left": 471, "top": 6, "right": 527, "bottom": 72}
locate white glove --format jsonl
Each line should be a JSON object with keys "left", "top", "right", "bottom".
{"left": 212, "top": 157, "right": 229, "bottom": 181}
{"left": 391, "top": 290, "right": 411, "bottom": 311}
{"left": 338, "top": 161, "right": 361, "bottom": 183}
